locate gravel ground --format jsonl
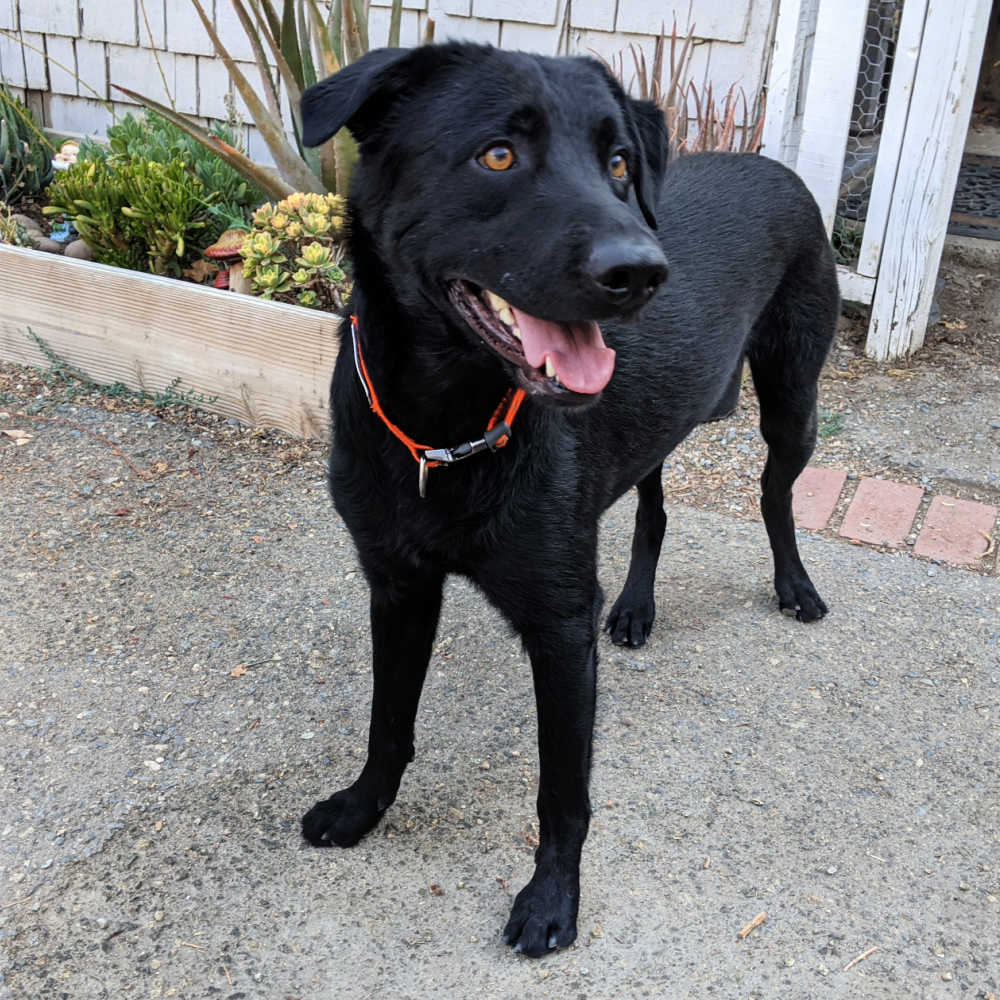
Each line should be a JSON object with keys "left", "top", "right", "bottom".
{"left": 1, "top": 253, "right": 998, "bottom": 999}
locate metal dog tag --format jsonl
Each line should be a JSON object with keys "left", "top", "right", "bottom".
{"left": 418, "top": 455, "right": 429, "bottom": 498}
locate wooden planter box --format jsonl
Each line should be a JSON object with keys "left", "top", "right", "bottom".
{"left": 0, "top": 244, "right": 340, "bottom": 439}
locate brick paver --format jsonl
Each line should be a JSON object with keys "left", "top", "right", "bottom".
{"left": 792, "top": 467, "right": 848, "bottom": 531}
{"left": 839, "top": 478, "right": 924, "bottom": 547}
{"left": 913, "top": 495, "right": 998, "bottom": 566}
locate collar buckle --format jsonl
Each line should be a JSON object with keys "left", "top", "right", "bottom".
{"left": 423, "top": 421, "right": 512, "bottom": 466}
{"left": 350, "top": 314, "right": 525, "bottom": 498}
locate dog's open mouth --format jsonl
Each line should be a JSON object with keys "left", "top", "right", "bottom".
{"left": 447, "top": 281, "right": 616, "bottom": 397}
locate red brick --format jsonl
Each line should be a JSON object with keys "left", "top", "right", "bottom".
{"left": 792, "top": 467, "right": 848, "bottom": 531}
{"left": 913, "top": 495, "right": 998, "bottom": 566}
{"left": 838, "top": 479, "right": 923, "bottom": 547}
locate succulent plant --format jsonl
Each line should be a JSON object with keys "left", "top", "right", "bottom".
{"left": 0, "top": 85, "right": 53, "bottom": 204}
{"left": 41, "top": 112, "right": 266, "bottom": 276}
{"left": 44, "top": 155, "right": 213, "bottom": 275}
{"left": 240, "top": 191, "right": 350, "bottom": 310}
{"left": 0, "top": 200, "right": 36, "bottom": 247}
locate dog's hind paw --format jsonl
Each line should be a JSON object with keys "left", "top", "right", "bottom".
{"left": 301, "top": 786, "right": 384, "bottom": 848}
{"left": 502, "top": 871, "right": 579, "bottom": 958}
{"left": 604, "top": 594, "right": 655, "bottom": 647}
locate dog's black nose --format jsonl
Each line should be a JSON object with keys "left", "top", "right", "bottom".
{"left": 585, "top": 238, "right": 668, "bottom": 309}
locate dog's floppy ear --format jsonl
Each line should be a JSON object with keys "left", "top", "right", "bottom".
{"left": 300, "top": 47, "right": 417, "bottom": 148}
{"left": 624, "top": 96, "right": 669, "bottom": 230}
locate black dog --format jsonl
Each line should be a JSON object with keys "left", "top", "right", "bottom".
{"left": 298, "top": 43, "right": 838, "bottom": 957}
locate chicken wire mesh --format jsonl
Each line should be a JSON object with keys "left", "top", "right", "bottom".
{"left": 834, "top": 0, "right": 905, "bottom": 263}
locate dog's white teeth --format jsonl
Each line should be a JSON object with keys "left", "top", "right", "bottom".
{"left": 486, "top": 290, "right": 509, "bottom": 313}
{"left": 498, "top": 306, "right": 515, "bottom": 326}
{"left": 545, "top": 356, "right": 557, "bottom": 378}
{"left": 510, "top": 323, "right": 521, "bottom": 341}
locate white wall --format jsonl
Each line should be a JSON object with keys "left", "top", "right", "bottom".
{"left": 0, "top": 0, "right": 777, "bottom": 163}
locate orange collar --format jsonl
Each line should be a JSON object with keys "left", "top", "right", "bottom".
{"left": 349, "top": 315, "right": 526, "bottom": 497}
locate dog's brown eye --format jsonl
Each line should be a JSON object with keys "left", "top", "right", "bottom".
{"left": 478, "top": 145, "right": 516, "bottom": 171}
{"left": 609, "top": 154, "right": 628, "bottom": 180}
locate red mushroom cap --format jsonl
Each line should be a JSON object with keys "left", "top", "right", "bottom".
{"left": 203, "top": 227, "right": 249, "bottom": 260}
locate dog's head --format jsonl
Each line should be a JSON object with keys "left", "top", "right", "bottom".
{"left": 301, "top": 43, "right": 669, "bottom": 405}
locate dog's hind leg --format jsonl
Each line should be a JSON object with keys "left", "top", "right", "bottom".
{"left": 604, "top": 463, "right": 667, "bottom": 647}
{"left": 704, "top": 356, "right": 743, "bottom": 422}
{"left": 747, "top": 266, "right": 837, "bottom": 622}
{"left": 302, "top": 570, "right": 444, "bottom": 847}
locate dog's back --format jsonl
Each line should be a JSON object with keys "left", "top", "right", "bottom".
{"left": 576, "top": 152, "right": 838, "bottom": 508}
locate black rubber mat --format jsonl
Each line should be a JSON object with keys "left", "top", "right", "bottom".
{"left": 948, "top": 153, "right": 1000, "bottom": 240}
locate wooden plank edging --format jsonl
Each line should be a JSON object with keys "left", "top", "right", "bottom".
{"left": 0, "top": 244, "right": 340, "bottom": 438}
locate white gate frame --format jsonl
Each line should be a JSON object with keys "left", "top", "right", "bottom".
{"left": 762, "top": 0, "right": 993, "bottom": 360}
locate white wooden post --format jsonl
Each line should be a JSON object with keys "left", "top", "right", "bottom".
{"left": 855, "top": 0, "right": 929, "bottom": 278}
{"left": 866, "top": 0, "right": 993, "bottom": 360}
{"left": 793, "top": 0, "right": 870, "bottom": 234}
{"left": 760, "top": 0, "right": 808, "bottom": 167}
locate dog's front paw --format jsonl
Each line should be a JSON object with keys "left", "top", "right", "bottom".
{"left": 301, "top": 785, "right": 384, "bottom": 848}
{"left": 502, "top": 869, "right": 579, "bottom": 957}
{"left": 776, "top": 574, "right": 828, "bottom": 623}
{"left": 604, "top": 593, "right": 655, "bottom": 647}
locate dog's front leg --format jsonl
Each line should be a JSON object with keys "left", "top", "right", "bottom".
{"left": 502, "top": 604, "right": 600, "bottom": 957}
{"left": 302, "top": 570, "right": 444, "bottom": 848}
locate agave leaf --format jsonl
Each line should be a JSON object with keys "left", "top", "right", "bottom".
{"left": 342, "top": 0, "right": 366, "bottom": 65}
{"left": 354, "top": 0, "right": 371, "bottom": 53}
{"left": 329, "top": 0, "right": 344, "bottom": 66}
{"left": 718, "top": 85, "right": 737, "bottom": 152}
{"left": 280, "top": 0, "right": 305, "bottom": 90}
{"left": 113, "top": 85, "right": 295, "bottom": 200}
{"left": 307, "top": 0, "right": 341, "bottom": 75}
{"left": 228, "top": 0, "right": 282, "bottom": 123}
{"left": 387, "top": 0, "right": 402, "bottom": 48}
{"left": 333, "top": 128, "right": 357, "bottom": 193}
{"left": 318, "top": 138, "right": 338, "bottom": 192}
{"left": 256, "top": 0, "right": 283, "bottom": 41}
{"left": 745, "top": 90, "right": 766, "bottom": 154}
{"left": 244, "top": 0, "right": 304, "bottom": 115}
{"left": 296, "top": 0, "right": 318, "bottom": 89}
{"left": 0, "top": 92, "right": 56, "bottom": 154}
{"left": 650, "top": 28, "right": 665, "bottom": 105}
{"left": 185, "top": 0, "right": 322, "bottom": 192}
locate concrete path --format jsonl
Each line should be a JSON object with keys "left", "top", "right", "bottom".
{"left": 1, "top": 405, "right": 998, "bottom": 1000}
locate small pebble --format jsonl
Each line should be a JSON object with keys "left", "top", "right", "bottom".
{"left": 33, "top": 236, "right": 63, "bottom": 254}
{"left": 64, "top": 239, "right": 94, "bottom": 260}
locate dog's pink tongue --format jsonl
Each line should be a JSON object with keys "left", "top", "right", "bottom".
{"left": 510, "top": 306, "right": 616, "bottom": 394}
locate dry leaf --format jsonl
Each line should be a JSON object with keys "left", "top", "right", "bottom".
{"left": 230, "top": 664, "right": 248, "bottom": 678}
{"left": 182, "top": 259, "right": 219, "bottom": 283}
{"left": 429, "top": 884, "right": 444, "bottom": 896}
{"left": 153, "top": 461, "right": 169, "bottom": 473}
{"left": 942, "top": 318, "right": 967, "bottom": 331}
{"left": 1, "top": 429, "right": 32, "bottom": 444}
